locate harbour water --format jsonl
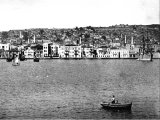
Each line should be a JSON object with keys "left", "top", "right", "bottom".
{"left": 0, "top": 59, "right": 159, "bottom": 119}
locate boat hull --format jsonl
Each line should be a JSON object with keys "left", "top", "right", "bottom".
{"left": 101, "top": 102, "right": 132, "bottom": 110}
{"left": 12, "top": 62, "right": 20, "bottom": 66}
{"left": 6, "top": 58, "right": 13, "bottom": 62}
{"left": 33, "top": 58, "right": 40, "bottom": 62}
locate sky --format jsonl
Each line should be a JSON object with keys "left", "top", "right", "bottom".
{"left": 0, "top": 0, "right": 159, "bottom": 31}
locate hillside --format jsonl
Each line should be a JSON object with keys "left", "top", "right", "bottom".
{"left": 0, "top": 24, "right": 159, "bottom": 45}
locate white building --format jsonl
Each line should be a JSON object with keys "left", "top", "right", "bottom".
{"left": 97, "top": 47, "right": 110, "bottom": 58}
{"left": 82, "top": 47, "right": 93, "bottom": 58}
{"left": 50, "top": 43, "right": 60, "bottom": 57}
{"left": 110, "top": 48, "right": 129, "bottom": 58}
{"left": 119, "top": 49, "right": 130, "bottom": 58}
{"left": 43, "top": 42, "right": 60, "bottom": 57}
{"left": 110, "top": 49, "right": 120, "bottom": 58}
{"left": 60, "top": 45, "right": 81, "bottom": 58}
{"left": 0, "top": 43, "right": 10, "bottom": 51}
{"left": 24, "top": 47, "right": 34, "bottom": 58}
{"left": 43, "top": 43, "right": 49, "bottom": 57}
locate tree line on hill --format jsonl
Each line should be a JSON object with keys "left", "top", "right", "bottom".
{"left": 0, "top": 25, "right": 159, "bottom": 45}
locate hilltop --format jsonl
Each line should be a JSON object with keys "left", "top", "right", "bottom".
{"left": 0, "top": 24, "right": 159, "bottom": 46}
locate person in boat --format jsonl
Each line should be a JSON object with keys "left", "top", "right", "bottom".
{"left": 111, "top": 95, "right": 116, "bottom": 104}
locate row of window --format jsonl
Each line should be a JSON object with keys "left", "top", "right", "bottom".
{"left": 61, "top": 47, "right": 81, "bottom": 50}
{"left": 43, "top": 50, "right": 48, "bottom": 52}
{"left": 61, "top": 55, "right": 81, "bottom": 57}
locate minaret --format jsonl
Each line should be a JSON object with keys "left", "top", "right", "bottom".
{"left": 121, "top": 34, "right": 123, "bottom": 38}
{"left": 28, "top": 38, "right": 30, "bottom": 44}
{"left": 131, "top": 36, "right": 134, "bottom": 50}
{"left": 131, "top": 36, "right": 134, "bottom": 45}
{"left": 20, "top": 31, "right": 22, "bottom": 39}
{"left": 79, "top": 37, "right": 81, "bottom": 45}
{"left": 33, "top": 34, "right": 36, "bottom": 43}
{"left": 124, "top": 35, "right": 127, "bottom": 45}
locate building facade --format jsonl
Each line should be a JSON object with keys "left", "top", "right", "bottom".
{"left": 0, "top": 43, "right": 10, "bottom": 51}
{"left": 24, "top": 47, "right": 34, "bottom": 58}
{"left": 82, "top": 47, "right": 93, "bottom": 58}
{"left": 59, "top": 45, "right": 81, "bottom": 58}
{"left": 50, "top": 43, "right": 60, "bottom": 57}
{"left": 97, "top": 47, "right": 110, "bottom": 58}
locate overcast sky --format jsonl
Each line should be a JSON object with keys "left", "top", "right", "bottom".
{"left": 0, "top": 0, "right": 159, "bottom": 31}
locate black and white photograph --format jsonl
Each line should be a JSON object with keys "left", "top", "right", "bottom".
{"left": 0, "top": 0, "right": 159, "bottom": 119}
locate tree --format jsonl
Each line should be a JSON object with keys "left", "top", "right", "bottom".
{"left": 39, "top": 29, "right": 45, "bottom": 39}
{"left": 23, "top": 31, "right": 29, "bottom": 41}
{"left": 1, "top": 32, "right": 8, "bottom": 43}
{"left": 101, "top": 35, "right": 106, "bottom": 40}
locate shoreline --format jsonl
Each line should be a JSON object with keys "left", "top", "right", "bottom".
{"left": 0, "top": 57, "right": 160, "bottom": 60}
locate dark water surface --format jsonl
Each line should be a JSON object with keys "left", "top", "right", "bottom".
{"left": 0, "top": 59, "right": 159, "bottom": 119}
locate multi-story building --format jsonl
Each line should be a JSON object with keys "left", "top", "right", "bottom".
{"left": 43, "top": 42, "right": 60, "bottom": 58}
{"left": 82, "top": 46, "right": 93, "bottom": 58}
{"left": 43, "top": 43, "right": 49, "bottom": 57}
{"left": 110, "top": 48, "right": 120, "bottom": 58}
{"left": 24, "top": 47, "right": 34, "bottom": 58}
{"left": 50, "top": 43, "right": 60, "bottom": 57}
{"left": 59, "top": 44, "right": 81, "bottom": 58}
{"left": 97, "top": 46, "right": 110, "bottom": 58}
{"left": 0, "top": 43, "right": 10, "bottom": 58}
{"left": 119, "top": 49, "right": 130, "bottom": 58}
{"left": 0, "top": 43, "right": 10, "bottom": 51}
{"left": 43, "top": 42, "right": 53, "bottom": 57}
{"left": 110, "top": 48, "right": 129, "bottom": 58}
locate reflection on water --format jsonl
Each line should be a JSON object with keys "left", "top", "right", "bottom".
{"left": 0, "top": 59, "right": 159, "bottom": 119}
{"left": 100, "top": 108, "right": 133, "bottom": 119}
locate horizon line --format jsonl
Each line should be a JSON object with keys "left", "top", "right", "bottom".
{"left": 0, "top": 23, "right": 159, "bottom": 32}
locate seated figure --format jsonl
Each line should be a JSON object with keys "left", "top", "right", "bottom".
{"left": 111, "top": 95, "right": 115, "bottom": 104}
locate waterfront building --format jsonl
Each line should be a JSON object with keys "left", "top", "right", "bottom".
{"left": 97, "top": 46, "right": 110, "bottom": 58}
{"left": 24, "top": 47, "right": 34, "bottom": 58}
{"left": 82, "top": 46, "right": 93, "bottom": 58}
{"left": 110, "top": 48, "right": 120, "bottom": 58}
{"left": 128, "top": 44, "right": 139, "bottom": 58}
{"left": 59, "top": 44, "right": 81, "bottom": 58}
{"left": 0, "top": 43, "right": 10, "bottom": 51}
{"left": 109, "top": 48, "right": 129, "bottom": 58}
{"left": 0, "top": 43, "right": 10, "bottom": 58}
{"left": 119, "top": 49, "right": 130, "bottom": 58}
{"left": 43, "top": 42, "right": 53, "bottom": 57}
{"left": 43, "top": 43, "right": 49, "bottom": 57}
{"left": 50, "top": 43, "right": 60, "bottom": 57}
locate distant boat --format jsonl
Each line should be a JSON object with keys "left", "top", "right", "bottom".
{"left": 12, "top": 55, "right": 20, "bottom": 66}
{"left": 19, "top": 52, "right": 26, "bottom": 61}
{"left": 6, "top": 57, "right": 13, "bottom": 62}
{"left": 33, "top": 57, "right": 39, "bottom": 62}
{"left": 19, "top": 54, "right": 26, "bottom": 61}
{"left": 101, "top": 102, "right": 132, "bottom": 110}
{"left": 33, "top": 52, "right": 40, "bottom": 62}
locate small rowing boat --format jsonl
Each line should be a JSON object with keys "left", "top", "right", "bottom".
{"left": 101, "top": 102, "right": 132, "bottom": 110}
{"left": 33, "top": 57, "right": 40, "bottom": 62}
